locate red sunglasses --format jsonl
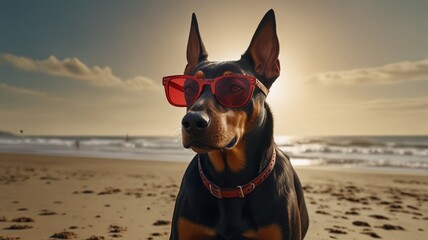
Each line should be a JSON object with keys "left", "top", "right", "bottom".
{"left": 162, "top": 75, "right": 269, "bottom": 108}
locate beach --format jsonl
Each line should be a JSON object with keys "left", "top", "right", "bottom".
{"left": 0, "top": 153, "right": 427, "bottom": 240}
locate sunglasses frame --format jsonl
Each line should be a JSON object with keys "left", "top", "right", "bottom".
{"left": 162, "top": 74, "right": 269, "bottom": 108}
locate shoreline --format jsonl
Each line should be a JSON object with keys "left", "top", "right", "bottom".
{"left": 0, "top": 153, "right": 427, "bottom": 239}
{"left": 1, "top": 151, "right": 427, "bottom": 175}
{"left": 1, "top": 134, "right": 427, "bottom": 171}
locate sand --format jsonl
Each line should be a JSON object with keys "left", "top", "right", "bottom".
{"left": 0, "top": 153, "right": 427, "bottom": 240}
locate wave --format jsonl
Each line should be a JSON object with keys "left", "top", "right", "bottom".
{"left": 0, "top": 136, "right": 184, "bottom": 149}
{"left": 276, "top": 136, "right": 428, "bottom": 157}
{"left": 283, "top": 145, "right": 427, "bottom": 157}
{"left": 290, "top": 156, "right": 428, "bottom": 169}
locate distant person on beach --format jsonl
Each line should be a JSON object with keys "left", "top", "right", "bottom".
{"left": 74, "top": 140, "right": 80, "bottom": 150}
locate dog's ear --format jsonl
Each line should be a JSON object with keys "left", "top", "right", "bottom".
{"left": 184, "top": 13, "right": 208, "bottom": 75}
{"left": 242, "top": 9, "right": 280, "bottom": 88}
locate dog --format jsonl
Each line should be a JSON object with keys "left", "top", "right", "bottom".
{"left": 162, "top": 9, "right": 309, "bottom": 240}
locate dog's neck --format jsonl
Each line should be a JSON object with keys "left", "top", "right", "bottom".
{"left": 200, "top": 103, "right": 275, "bottom": 188}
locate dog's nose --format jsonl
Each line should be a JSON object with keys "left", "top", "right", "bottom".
{"left": 182, "top": 111, "right": 210, "bottom": 131}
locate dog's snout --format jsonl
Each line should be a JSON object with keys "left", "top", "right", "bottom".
{"left": 182, "top": 111, "right": 210, "bottom": 131}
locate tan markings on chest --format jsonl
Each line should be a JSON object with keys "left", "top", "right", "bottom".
{"left": 178, "top": 217, "right": 216, "bottom": 240}
{"left": 208, "top": 150, "right": 225, "bottom": 172}
{"left": 226, "top": 139, "right": 246, "bottom": 172}
{"left": 242, "top": 224, "right": 282, "bottom": 240}
{"left": 207, "top": 138, "right": 246, "bottom": 173}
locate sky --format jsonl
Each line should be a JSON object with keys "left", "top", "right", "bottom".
{"left": 0, "top": 0, "right": 427, "bottom": 136}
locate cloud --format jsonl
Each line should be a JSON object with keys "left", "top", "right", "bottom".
{"left": 0, "top": 83, "right": 60, "bottom": 101}
{"left": 2, "top": 53, "right": 158, "bottom": 91}
{"left": 363, "top": 97, "right": 428, "bottom": 112}
{"left": 308, "top": 59, "right": 428, "bottom": 85}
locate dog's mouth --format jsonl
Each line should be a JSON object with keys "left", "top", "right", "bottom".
{"left": 185, "top": 140, "right": 211, "bottom": 149}
{"left": 184, "top": 136, "right": 238, "bottom": 153}
{"left": 223, "top": 136, "right": 237, "bottom": 149}
{"left": 184, "top": 141, "right": 216, "bottom": 154}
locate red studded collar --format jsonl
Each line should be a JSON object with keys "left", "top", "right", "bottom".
{"left": 197, "top": 150, "right": 276, "bottom": 199}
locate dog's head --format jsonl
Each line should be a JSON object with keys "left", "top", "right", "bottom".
{"left": 166, "top": 10, "right": 280, "bottom": 154}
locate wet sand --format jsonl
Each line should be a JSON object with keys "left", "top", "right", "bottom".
{"left": 0, "top": 153, "right": 427, "bottom": 240}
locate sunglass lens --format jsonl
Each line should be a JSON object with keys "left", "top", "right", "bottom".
{"left": 215, "top": 76, "right": 251, "bottom": 107}
{"left": 168, "top": 78, "right": 200, "bottom": 106}
{"left": 183, "top": 78, "right": 200, "bottom": 105}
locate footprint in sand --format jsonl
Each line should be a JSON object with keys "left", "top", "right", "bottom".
{"left": 153, "top": 220, "right": 171, "bottom": 226}
{"left": 50, "top": 231, "right": 78, "bottom": 239}
{"left": 368, "top": 214, "right": 389, "bottom": 220}
{"left": 85, "top": 236, "right": 105, "bottom": 240}
{"left": 375, "top": 224, "right": 405, "bottom": 231}
{"left": 352, "top": 221, "right": 370, "bottom": 227}
{"left": 39, "top": 209, "right": 57, "bottom": 216}
{"left": 108, "top": 224, "right": 127, "bottom": 233}
{"left": 10, "top": 217, "right": 34, "bottom": 223}
{"left": 407, "top": 205, "right": 419, "bottom": 210}
{"left": 98, "top": 188, "right": 121, "bottom": 195}
{"left": 324, "top": 227, "right": 347, "bottom": 235}
{"left": 108, "top": 224, "right": 127, "bottom": 237}
{"left": 345, "top": 210, "right": 359, "bottom": 215}
{"left": 0, "top": 236, "right": 21, "bottom": 240}
{"left": 360, "top": 230, "right": 381, "bottom": 239}
{"left": 4, "top": 225, "right": 33, "bottom": 230}
{"left": 315, "top": 210, "right": 330, "bottom": 215}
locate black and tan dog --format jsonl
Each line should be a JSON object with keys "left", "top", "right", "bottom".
{"left": 164, "top": 9, "right": 309, "bottom": 240}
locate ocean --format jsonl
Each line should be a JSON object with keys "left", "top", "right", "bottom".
{"left": 0, "top": 135, "right": 427, "bottom": 172}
